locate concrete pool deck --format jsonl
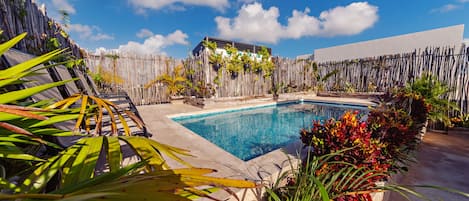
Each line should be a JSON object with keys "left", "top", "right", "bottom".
{"left": 137, "top": 94, "right": 373, "bottom": 199}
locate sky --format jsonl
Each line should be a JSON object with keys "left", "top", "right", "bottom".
{"left": 36, "top": 0, "right": 469, "bottom": 58}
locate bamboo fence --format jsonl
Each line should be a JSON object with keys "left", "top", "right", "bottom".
{"left": 0, "top": 0, "right": 84, "bottom": 58}
{"left": 85, "top": 53, "right": 181, "bottom": 105}
{"left": 316, "top": 46, "right": 469, "bottom": 113}
{"left": 86, "top": 46, "right": 469, "bottom": 114}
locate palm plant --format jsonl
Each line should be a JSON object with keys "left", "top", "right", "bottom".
{"left": 311, "top": 62, "right": 339, "bottom": 93}
{"left": 0, "top": 33, "right": 256, "bottom": 200}
{"left": 46, "top": 93, "right": 144, "bottom": 136}
{"left": 406, "top": 73, "right": 459, "bottom": 126}
{"left": 145, "top": 63, "right": 187, "bottom": 98}
{"left": 88, "top": 64, "right": 125, "bottom": 90}
{"left": 266, "top": 151, "right": 384, "bottom": 201}
{"left": 266, "top": 150, "right": 468, "bottom": 201}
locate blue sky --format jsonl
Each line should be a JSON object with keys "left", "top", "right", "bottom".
{"left": 37, "top": 0, "right": 469, "bottom": 58}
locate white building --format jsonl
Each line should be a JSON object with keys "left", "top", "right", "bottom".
{"left": 313, "top": 24, "right": 465, "bottom": 62}
{"left": 192, "top": 37, "right": 272, "bottom": 61}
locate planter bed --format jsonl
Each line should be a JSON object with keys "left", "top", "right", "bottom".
{"left": 317, "top": 91, "right": 384, "bottom": 99}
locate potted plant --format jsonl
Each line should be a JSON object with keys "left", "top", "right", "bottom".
{"left": 224, "top": 44, "right": 242, "bottom": 79}
{"left": 145, "top": 63, "right": 187, "bottom": 103}
{"left": 240, "top": 51, "right": 253, "bottom": 72}
{"left": 210, "top": 53, "right": 223, "bottom": 71}
{"left": 203, "top": 40, "right": 224, "bottom": 71}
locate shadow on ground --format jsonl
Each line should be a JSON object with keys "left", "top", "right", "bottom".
{"left": 388, "top": 131, "right": 469, "bottom": 201}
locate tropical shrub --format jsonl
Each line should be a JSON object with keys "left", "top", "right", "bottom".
{"left": 450, "top": 113, "right": 469, "bottom": 128}
{"left": 266, "top": 150, "right": 387, "bottom": 201}
{"left": 298, "top": 88, "right": 431, "bottom": 200}
{"left": 311, "top": 62, "right": 339, "bottom": 93}
{"left": 225, "top": 44, "right": 243, "bottom": 78}
{"left": 0, "top": 33, "right": 256, "bottom": 200}
{"left": 257, "top": 46, "right": 275, "bottom": 78}
{"left": 203, "top": 40, "right": 224, "bottom": 71}
{"left": 300, "top": 111, "right": 396, "bottom": 177}
{"left": 405, "top": 73, "right": 458, "bottom": 126}
{"left": 145, "top": 63, "right": 187, "bottom": 97}
{"left": 87, "top": 64, "right": 125, "bottom": 90}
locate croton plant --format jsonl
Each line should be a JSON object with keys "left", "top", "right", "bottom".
{"left": 299, "top": 89, "right": 431, "bottom": 200}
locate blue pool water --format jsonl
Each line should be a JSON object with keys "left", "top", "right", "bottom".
{"left": 172, "top": 101, "right": 367, "bottom": 161}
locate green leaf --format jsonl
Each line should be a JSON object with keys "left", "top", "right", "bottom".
{"left": 30, "top": 114, "right": 79, "bottom": 127}
{"left": 311, "top": 171, "right": 330, "bottom": 201}
{"left": 148, "top": 140, "right": 192, "bottom": 167}
{"left": 121, "top": 137, "right": 167, "bottom": 170}
{"left": 0, "top": 48, "right": 66, "bottom": 80}
{"left": 0, "top": 142, "right": 44, "bottom": 161}
{"left": 0, "top": 79, "right": 75, "bottom": 104}
{"left": 22, "top": 146, "right": 80, "bottom": 192}
{"left": 0, "top": 136, "right": 40, "bottom": 145}
{"left": 62, "top": 138, "right": 93, "bottom": 186}
{"left": 79, "top": 137, "right": 104, "bottom": 181}
{"left": 106, "top": 137, "right": 122, "bottom": 172}
{"left": 53, "top": 160, "right": 147, "bottom": 194}
{"left": 31, "top": 128, "right": 75, "bottom": 136}
{"left": 0, "top": 177, "right": 21, "bottom": 192}
{"left": 265, "top": 188, "right": 282, "bottom": 201}
{"left": 0, "top": 32, "right": 26, "bottom": 56}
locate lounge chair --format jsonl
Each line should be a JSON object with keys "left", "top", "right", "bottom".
{"left": 1, "top": 49, "right": 149, "bottom": 140}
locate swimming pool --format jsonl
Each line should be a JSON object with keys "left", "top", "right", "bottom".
{"left": 172, "top": 101, "right": 368, "bottom": 161}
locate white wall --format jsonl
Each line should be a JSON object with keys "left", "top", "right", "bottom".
{"left": 314, "top": 24, "right": 465, "bottom": 62}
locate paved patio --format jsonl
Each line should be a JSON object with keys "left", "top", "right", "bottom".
{"left": 387, "top": 131, "right": 469, "bottom": 201}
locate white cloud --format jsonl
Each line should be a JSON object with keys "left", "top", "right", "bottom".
{"left": 136, "top": 28, "right": 154, "bottom": 38}
{"left": 215, "top": 2, "right": 378, "bottom": 44}
{"left": 464, "top": 38, "right": 469, "bottom": 45}
{"left": 117, "top": 30, "right": 189, "bottom": 55}
{"left": 285, "top": 8, "right": 320, "bottom": 38}
{"left": 458, "top": 0, "right": 469, "bottom": 3}
{"left": 92, "top": 33, "right": 114, "bottom": 41}
{"left": 215, "top": 3, "right": 284, "bottom": 43}
{"left": 319, "top": 2, "right": 379, "bottom": 36}
{"left": 128, "top": 0, "right": 229, "bottom": 12}
{"left": 67, "top": 24, "right": 114, "bottom": 41}
{"left": 51, "top": 0, "right": 76, "bottom": 14}
{"left": 431, "top": 4, "right": 460, "bottom": 13}
{"left": 94, "top": 47, "right": 110, "bottom": 55}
